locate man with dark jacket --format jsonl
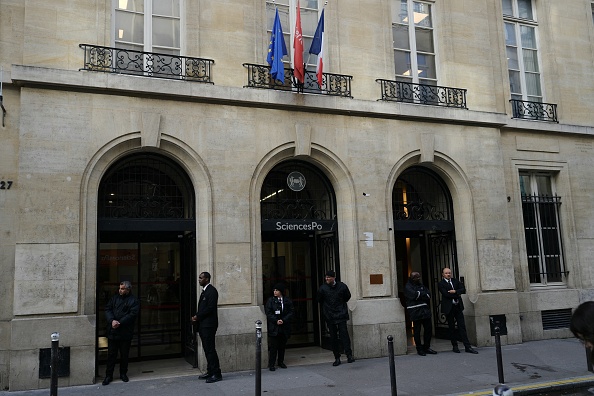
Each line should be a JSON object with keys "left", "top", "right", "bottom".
{"left": 317, "top": 270, "right": 354, "bottom": 366}
{"left": 103, "top": 281, "right": 140, "bottom": 385}
{"left": 438, "top": 267, "right": 478, "bottom": 354}
{"left": 191, "top": 272, "right": 222, "bottom": 383}
{"left": 404, "top": 272, "right": 437, "bottom": 356}
{"left": 265, "top": 283, "right": 294, "bottom": 371}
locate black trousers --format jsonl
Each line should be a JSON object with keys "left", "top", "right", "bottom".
{"left": 268, "top": 333, "right": 288, "bottom": 367}
{"left": 199, "top": 327, "right": 221, "bottom": 377}
{"left": 446, "top": 304, "right": 471, "bottom": 348}
{"left": 328, "top": 321, "right": 353, "bottom": 359}
{"left": 412, "top": 317, "right": 433, "bottom": 350}
{"left": 105, "top": 338, "right": 132, "bottom": 377}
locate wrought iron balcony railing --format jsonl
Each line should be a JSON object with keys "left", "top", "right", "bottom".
{"left": 243, "top": 63, "right": 352, "bottom": 98}
{"left": 79, "top": 44, "right": 214, "bottom": 83}
{"left": 376, "top": 79, "right": 467, "bottom": 109}
{"left": 510, "top": 99, "right": 558, "bottom": 123}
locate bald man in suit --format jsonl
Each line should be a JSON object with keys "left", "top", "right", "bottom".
{"left": 438, "top": 268, "right": 478, "bottom": 354}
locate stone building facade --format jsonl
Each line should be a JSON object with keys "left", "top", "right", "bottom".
{"left": 1, "top": 0, "right": 593, "bottom": 391}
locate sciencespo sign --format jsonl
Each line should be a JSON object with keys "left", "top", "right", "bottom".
{"left": 262, "top": 219, "right": 336, "bottom": 232}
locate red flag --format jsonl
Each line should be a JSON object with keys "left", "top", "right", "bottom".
{"left": 293, "top": 0, "right": 304, "bottom": 84}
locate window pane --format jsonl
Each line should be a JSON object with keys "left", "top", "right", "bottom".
{"left": 522, "top": 202, "right": 537, "bottom": 228}
{"left": 507, "top": 47, "right": 519, "bottom": 69}
{"left": 520, "top": 25, "right": 536, "bottom": 48}
{"left": 152, "top": 17, "right": 180, "bottom": 48}
{"left": 519, "top": 174, "right": 531, "bottom": 195}
{"left": 303, "top": 0, "right": 318, "bottom": 8}
{"left": 117, "top": 0, "right": 144, "bottom": 12}
{"left": 509, "top": 70, "right": 521, "bottom": 94}
{"left": 545, "top": 257, "right": 562, "bottom": 282}
{"left": 518, "top": 0, "right": 533, "bottom": 20}
{"left": 522, "top": 49, "right": 539, "bottom": 72}
{"left": 302, "top": 9, "right": 319, "bottom": 36}
{"left": 502, "top": 0, "right": 513, "bottom": 16}
{"left": 267, "top": 3, "right": 290, "bottom": 32}
{"left": 393, "top": 24, "right": 410, "bottom": 50}
{"left": 413, "top": 2, "right": 432, "bottom": 28}
{"left": 115, "top": 10, "right": 144, "bottom": 45}
{"left": 417, "top": 54, "right": 435, "bottom": 79}
{"left": 525, "top": 72, "right": 541, "bottom": 96}
{"left": 392, "top": 0, "right": 408, "bottom": 24}
{"left": 415, "top": 27, "right": 434, "bottom": 53}
{"left": 534, "top": 175, "right": 552, "bottom": 195}
{"left": 505, "top": 23, "right": 516, "bottom": 46}
{"left": 394, "top": 50, "right": 412, "bottom": 77}
{"left": 153, "top": 0, "right": 180, "bottom": 17}
{"left": 528, "top": 257, "right": 541, "bottom": 283}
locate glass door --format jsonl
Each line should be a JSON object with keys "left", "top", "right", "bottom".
{"left": 97, "top": 235, "right": 184, "bottom": 362}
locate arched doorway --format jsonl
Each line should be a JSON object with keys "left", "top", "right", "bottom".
{"left": 96, "top": 153, "right": 198, "bottom": 367}
{"left": 260, "top": 160, "right": 339, "bottom": 349}
{"left": 392, "top": 166, "right": 458, "bottom": 338}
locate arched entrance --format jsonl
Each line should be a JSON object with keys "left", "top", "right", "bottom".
{"left": 96, "top": 153, "right": 198, "bottom": 367}
{"left": 260, "top": 160, "right": 339, "bottom": 349}
{"left": 393, "top": 166, "right": 458, "bottom": 338}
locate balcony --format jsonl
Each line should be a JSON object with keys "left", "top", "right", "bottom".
{"left": 510, "top": 99, "right": 558, "bottom": 123}
{"left": 79, "top": 44, "right": 214, "bottom": 83}
{"left": 243, "top": 63, "right": 352, "bottom": 98}
{"left": 376, "top": 79, "right": 467, "bottom": 109}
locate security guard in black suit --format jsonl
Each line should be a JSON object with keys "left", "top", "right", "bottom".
{"left": 192, "top": 272, "right": 223, "bottom": 382}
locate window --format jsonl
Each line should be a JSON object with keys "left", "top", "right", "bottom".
{"left": 266, "top": 0, "right": 321, "bottom": 71}
{"left": 591, "top": 2, "right": 594, "bottom": 25}
{"left": 114, "top": 0, "right": 181, "bottom": 55}
{"left": 392, "top": 0, "right": 436, "bottom": 85}
{"left": 519, "top": 172, "right": 566, "bottom": 285}
{"left": 503, "top": 0, "right": 542, "bottom": 102}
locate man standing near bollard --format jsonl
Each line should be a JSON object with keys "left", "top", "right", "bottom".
{"left": 103, "top": 281, "right": 140, "bottom": 385}
{"left": 317, "top": 270, "right": 355, "bottom": 366}
{"left": 192, "top": 272, "right": 223, "bottom": 383}
{"left": 404, "top": 272, "right": 437, "bottom": 356}
{"left": 438, "top": 268, "right": 478, "bottom": 354}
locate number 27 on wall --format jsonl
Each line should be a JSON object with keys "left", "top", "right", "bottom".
{"left": 0, "top": 181, "right": 13, "bottom": 189}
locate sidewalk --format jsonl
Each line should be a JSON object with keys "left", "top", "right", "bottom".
{"left": 2, "top": 338, "right": 594, "bottom": 395}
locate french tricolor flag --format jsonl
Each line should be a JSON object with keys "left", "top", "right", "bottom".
{"left": 308, "top": 9, "right": 325, "bottom": 87}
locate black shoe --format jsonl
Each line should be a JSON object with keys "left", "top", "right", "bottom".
{"left": 332, "top": 358, "right": 341, "bottom": 366}
{"left": 120, "top": 374, "right": 129, "bottom": 382}
{"left": 347, "top": 356, "right": 355, "bottom": 363}
{"left": 198, "top": 373, "right": 212, "bottom": 380}
{"left": 278, "top": 362, "right": 287, "bottom": 369}
{"left": 465, "top": 347, "right": 479, "bottom": 354}
{"left": 205, "top": 375, "right": 223, "bottom": 383}
{"left": 102, "top": 376, "right": 112, "bottom": 386}
{"left": 452, "top": 345, "right": 460, "bottom": 353}
{"left": 269, "top": 366, "right": 276, "bottom": 371}
{"left": 417, "top": 349, "right": 426, "bottom": 356}
{"left": 425, "top": 348, "right": 437, "bottom": 355}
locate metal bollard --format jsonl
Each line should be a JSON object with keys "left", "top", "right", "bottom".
{"left": 494, "top": 325, "right": 505, "bottom": 384}
{"left": 387, "top": 335, "right": 397, "bottom": 396}
{"left": 255, "top": 320, "right": 262, "bottom": 396}
{"left": 50, "top": 332, "right": 60, "bottom": 396}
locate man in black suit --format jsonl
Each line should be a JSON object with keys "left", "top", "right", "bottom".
{"left": 438, "top": 267, "right": 478, "bottom": 354}
{"left": 191, "top": 272, "right": 222, "bottom": 383}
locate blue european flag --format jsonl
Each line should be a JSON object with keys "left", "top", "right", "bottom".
{"left": 267, "top": 8, "right": 288, "bottom": 84}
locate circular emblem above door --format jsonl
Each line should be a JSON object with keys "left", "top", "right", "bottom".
{"left": 287, "top": 172, "right": 306, "bottom": 192}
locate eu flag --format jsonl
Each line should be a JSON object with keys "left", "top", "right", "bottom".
{"left": 267, "top": 8, "right": 288, "bottom": 83}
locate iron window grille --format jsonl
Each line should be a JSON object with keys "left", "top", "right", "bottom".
{"left": 521, "top": 193, "right": 567, "bottom": 284}
{"left": 510, "top": 99, "right": 558, "bottom": 123}
{"left": 377, "top": 79, "right": 467, "bottom": 109}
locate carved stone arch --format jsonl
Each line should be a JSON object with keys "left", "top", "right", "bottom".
{"left": 80, "top": 134, "right": 214, "bottom": 316}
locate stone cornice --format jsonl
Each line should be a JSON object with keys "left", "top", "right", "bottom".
{"left": 9, "top": 64, "right": 594, "bottom": 136}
